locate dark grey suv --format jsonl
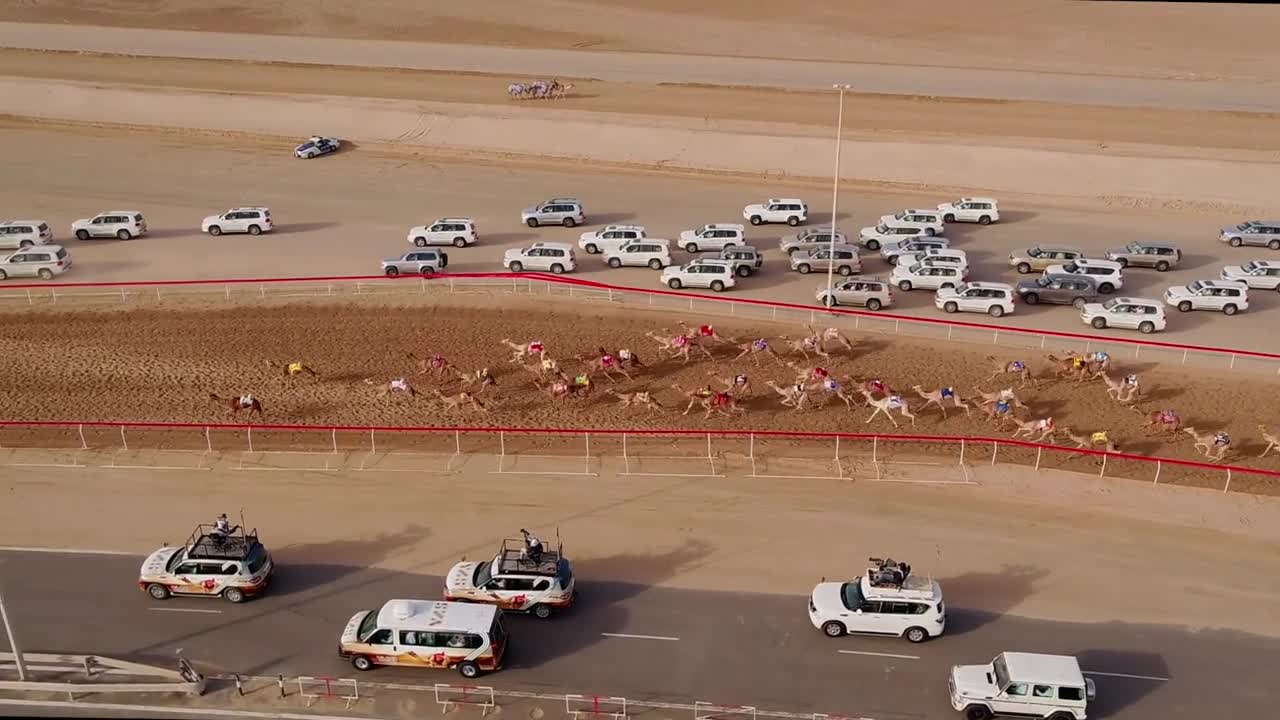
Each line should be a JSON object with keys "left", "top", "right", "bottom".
{"left": 1016, "top": 273, "right": 1100, "bottom": 308}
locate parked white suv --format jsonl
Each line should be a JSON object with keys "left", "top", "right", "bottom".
{"left": 880, "top": 210, "right": 944, "bottom": 236}
{"left": 949, "top": 652, "right": 1094, "bottom": 720}
{"left": 891, "top": 258, "right": 967, "bottom": 291}
{"left": 71, "top": 211, "right": 147, "bottom": 241}
{"left": 1046, "top": 258, "right": 1124, "bottom": 294}
{"left": 743, "top": 198, "right": 808, "bottom": 227}
{"left": 660, "top": 258, "right": 737, "bottom": 291}
{"left": 809, "top": 558, "right": 944, "bottom": 643}
{"left": 504, "top": 242, "right": 577, "bottom": 274}
{"left": 679, "top": 223, "right": 744, "bottom": 253}
{"left": 901, "top": 248, "right": 968, "bottom": 272}
{"left": 407, "top": 218, "right": 477, "bottom": 248}
{"left": 0, "top": 220, "right": 53, "bottom": 249}
{"left": 0, "top": 245, "right": 72, "bottom": 280}
{"left": 1164, "top": 279, "right": 1249, "bottom": 315}
{"left": 881, "top": 236, "right": 950, "bottom": 264}
{"left": 605, "top": 239, "right": 672, "bottom": 269}
{"left": 1080, "top": 297, "right": 1166, "bottom": 334}
{"left": 579, "top": 225, "right": 647, "bottom": 254}
{"left": 935, "top": 282, "right": 1016, "bottom": 317}
{"left": 937, "top": 197, "right": 1000, "bottom": 225}
{"left": 859, "top": 221, "right": 929, "bottom": 251}
{"left": 202, "top": 207, "right": 272, "bottom": 236}
{"left": 1221, "top": 260, "right": 1280, "bottom": 291}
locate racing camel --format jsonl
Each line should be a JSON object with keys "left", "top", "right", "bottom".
{"left": 365, "top": 377, "right": 418, "bottom": 398}
{"left": 764, "top": 380, "right": 808, "bottom": 410}
{"left": 1097, "top": 372, "right": 1140, "bottom": 403}
{"left": 782, "top": 331, "right": 830, "bottom": 360}
{"left": 432, "top": 389, "right": 489, "bottom": 413}
{"left": 985, "top": 357, "right": 1034, "bottom": 387}
{"left": 1183, "top": 427, "right": 1231, "bottom": 462}
{"left": 210, "top": 393, "right": 263, "bottom": 416}
{"left": 732, "top": 337, "right": 785, "bottom": 366}
{"left": 501, "top": 338, "right": 546, "bottom": 364}
{"left": 911, "top": 385, "right": 971, "bottom": 418}
{"left": 408, "top": 352, "right": 450, "bottom": 377}
{"left": 1060, "top": 428, "right": 1120, "bottom": 453}
{"left": 1259, "top": 424, "right": 1280, "bottom": 458}
{"left": 1144, "top": 409, "right": 1182, "bottom": 433}
{"left": 266, "top": 360, "right": 318, "bottom": 379}
{"left": 584, "top": 349, "right": 633, "bottom": 383}
{"left": 975, "top": 387, "right": 1028, "bottom": 410}
{"left": 677, "top": 321, "right": 732, "bottom": 345}
{"left": 709, "top": 372, "right": 752, "bottom": 399}
{"left": 607, "top": 389, "right": 663, "bottom": 411}
{"left": 646, "top": 330, "right": 713, "bottom": 364}
{"left": 454, "top": 367, "right": 498, "bottom": 393}
{"left": 1010, "top": 416, "right": 1056, "bottom": 443}
{"left": 860, "top": 390, "right": 916, "bottom": 427}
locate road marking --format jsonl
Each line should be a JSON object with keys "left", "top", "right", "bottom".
{"left": 600, "top": 632, "right": 680, "bottom": 642}
{"left": 0, "top": 698, "right": 370, "bottom": 720}
{"left": 1083, "top": 670, "right": 1169, "bottom": 682}
{"left": 837, "top": 649, "right": 921, "bottom": 660}
{"left": 0, "top": 545, "right": 138, "bottom": 556}
{"left": 148, "top": 607, "right": 223, "bottom": 614}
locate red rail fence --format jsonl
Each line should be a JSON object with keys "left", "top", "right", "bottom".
{"left": 1, "top": 420, "right": 1276, "bottom": 496}
{"left": 1, "top": 272, "right": 1278, "bottom": 375}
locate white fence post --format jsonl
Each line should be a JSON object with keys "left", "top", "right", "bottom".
{"left": 119, "top": 426, "right": 128, "bottom": 452}
{"left": 990, "top": 441, "right": 997, "bottom": 466}
{"left": 247, "top": 426, "right": 254, "bottom": 454}
{"left": 1223, "top": 469, "right": 1232, "bottom": 494}
{"left": 331, "top": 428, "right": 338, "bottom": 455}
{"left": 1153, "top": 460, "right": 1161, "bottom": 485}
{"left": 959, "top": 438, "right": 966, "bottom": 465}
{"left": 872, "top": 435, "right": 878, "bottom": 464}
{"left": 78, "top": 424, "right": 87, "bottom": 450}
{"left": 205, "top": 426, "right": 212, "bottom": 454}
{"left": 1098, "top": 453, "right": 1108, "bottom": 477}
{"left": 1034, "top": 446, "right": 1041, "bottom": 470}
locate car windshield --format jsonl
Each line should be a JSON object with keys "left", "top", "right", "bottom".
{"left": 1242, "top": 261, "right": 1259, "bottom": 272}
{"left": 557, "top": 559, "right": 574, "bottom": 588}
{"left": 298, "top": 142, "right": 314, "bottom": 150}
{"left": 1126, "top": 242, "right": 1144, "bottom": 253}
{"left": 473, "top": 560, "right": 494, "bottom": 587}
{"left": 165, "top": 550, "right": 184, "bottom": 572}
{"left": 952, "top": 283, "right": 971, "bottom": 294}
{"left": 907, "top": 263, "right": 924, "bottom": 274}
{"left": 894, "top": 212, "right": 908, "bottom": 220}
{"left": 245, "top": 544, "right": 268, "bottom": 574}
{"left": 875, "top": 224, "right": 888, "bottom": 233}
{"left": 696, "top": 227, "right": 708, "bottom": 236}
{"left": 357, "top": 609, "right": 380, "bottom": 640}
{"left": 1036, "top": 277, "right": 1052, "bottom": 287}
{"left": 1187, "top": 280, "right": 1206, "bottom": 292}
{"left": 992, "top": 655, "right": 1011, "bottom": 690}
{"left": 839, "top": 582, "right": 862, "bottom": 611}
{"left": 1237, "top": 223, "right": 1252, "bottom": 231}
{"left": 1026, "top": 247, "right": 1042, "bottom": 258}
{"left": 1102, "top": 298, "right": 1122, "bottom": 310}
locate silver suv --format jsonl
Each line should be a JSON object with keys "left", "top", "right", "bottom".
{"left": 1220, "top": 221, "right": 1280, "bottom": 250}
{"left": 1016, "top": 273, "right": 1100, "bottom": 308}
{"left": 709, "top": 245, "right": 763, "bottom": 277}
{"left": 790, "top": 244, "right": 861, "bottom": 276}
{"left": 522, "top": 198, "right": 586, "bottom": 228}
{"left": 1105, "top": 242, "right": 1182, "bottom": 271}
{"left": 780, "top": 228, "right": 848, "bottom": 255}
{"left": 383, "top": 249, "right": 447, "bottom": 276}
{"left": 816, "top": 278, "right": 893, "bottom": 311}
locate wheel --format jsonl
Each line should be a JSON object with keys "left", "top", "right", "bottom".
{"left": 866, "top": 298, "right": 882, "bottom": 311}
{"left": 710, "top": 280, "right": 726, "bottom": 292}
{"left": 1072, "top": 297, "right": 1087, "bottom": 309}
{"left": 385, "top": 267, "right": 400, "bottom": 277}
{"left": 736, "top": 266, "right": 750, "bottom": 277}
{"left": 1139, "top": 321, "right": 1155, "bottom": 333}
{"left": 526, "top": 218, "right": 539, "bottom": 228}
{"left": 1269, "top": 239, "right": 1280, "bottom": 250}
{"left": 925, "top": 228, "right": 936, "bottom": 236}
{"left": 0, "top": 270, "right": 7, "bottom": 280}
{"left": 37, "top": 268, "right": 53, "bottom": 280}
{"left": 117, "top": 229, "right": 132, "bottom": 240}
{"left": 146, "top": 583, "right": 170, "bottom": 600}
{"left": 821, "top": 620, "right": 845, "bottom": 638}
{"left": 941, "top": 283, "right": 954, "bottom": 290}
{"left": 1178, "top": 301, "right": 1192, "bottom": 312}
{"left": 838, "top": 265, "right": 853, "bottom": 276}
{"left": 19, "top": 240, "right": 32, "bottom": 248}
{"left": 943, "top": 213, "right": 955, "bottom": 223}
{"left": 898, "top": 280, "right": 912, "bottom": 291}
{"left": 1016, "top": 262, "right": 1031, "bottom": 274}
{"left": 822, "top": 294, "right": 837, "bottom": 308}
{"left": 608, "top": 257, "right": 622, "bottom": 268}
{"left": 563, "top": 218, "right": 576, "bottom": 228}
{"left": 1115, "top": 257, "right": 1128, "bottom": 267}
{"left": 749, "top": 215, "right": 763, "bottom": 226}
{"left": 1024, "top": 293, "right": 1039, "bottom": 304}
{"left": 887, "top": 256, "right": 898, "bottom": 266}
{"left": 786, "top": 216, "right": 800, "bottom": 227}
{"left": 944, "top": 301, "right": 958, "bottom": 313}
{"left": 550, "top": 263, "right": 565, "bottom": 274}
{"left": 1099, "top": 283, "right": 1115, "bottom": 294}
{"left": 904, "top": 626, "right": 928, "bottom": 643}
{"left": 988, "top": 305, "right": 1005, "bottom": 317}
{"left": 458, "top": 661, "right": 480, "bottom": 679}
{"left": 1223, "top": 304, "right": 1238, "bottom": 315}
{"left": 1155, "top": 260, "right": 1170, "bottom": 271}
{"left": 223, "top": 587, "right": 245, "bottom": 603}
{"left": 414, "top": 237, "right": 427, "bottom": 247}
{"left": 685, "top": 242, "right": 699, "bottom": 253}
{"left": 585, "top": 243, "right": 598, "bottom": 254}
{"left": 864, "top": 239, "right": 879, "bottom": 251}
{"left": 352, "top": 656, "right": 373, "bottom": 671}
{"left": 668, "top": 278, "right": 682, "bottom": 289}
{"left": 247, "top": 225, "right": 261, "bottom": 236}
{"left": 420, "top": 267, "right": 434, "bottom": 277}
{"left": 1047, "top": 713, "right": 1075, "bottom": 720}
{"left": 453, "top": 237, "right": 467, "bottom": 248}
{"left": 509, "top": 261, "right": 523, "bottom": 272}
{"left": 75, "top": 229, "right": 90, "bottom": 241}
{"left": 1092, "top": 317, "right": 1108, "bottom": 329}
{"left": 978, "top": 215, "right": 992, "bottom": 225}
{"left": 532, "top": 604, "right": 553, "bottom": 620}
{"left": 797, "top": 263, "right": 811, "bottom": 274}
{"left": 208, "top": 226, "right": 222, "bottom": 236}
{"left": 1229, "top": 237, "right": 1242, "bottom": 247}
{"left": 647, "top": 259, "right": 663, "bottom": 270}
{"left": 963, "top": 705, "right": 993, "bottom": 720}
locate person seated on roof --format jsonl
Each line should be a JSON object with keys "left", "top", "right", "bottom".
{"left": 520, "top": 528, "right": 544, "bottom": 563}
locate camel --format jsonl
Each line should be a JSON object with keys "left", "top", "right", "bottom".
{"left": 856, "top": 377, "right": 894, "bottom": 400}
{"left": 1097, "top": 372, "right": 1140, "bottom": 403}
{"left": 781, "top": 332, "right": 830, "bottom": 360}
{"left": 861, "top": 390, "right": 915, "bottom": 427}
{"left": 454, "top": 368, "right": 497, "bottom": 393}
{"left": 911, "top": 385, "right": 971, "bottom": 418}
{"left": 974, "top": 388, "right": 1027, "bottom": 410}
{"left": 764, "top": 380, "right": 808, "bottom": 410}
{"left": 646, "top": 330, "right": 713, "bottom": 364}
{"left": 985, "top": 356, "right": 1034, "bottom": 387}
{"left": 583, "top": 350, "right": 632, "bottom": 383}
{"left": 818, "top": 327, "right": 856, "bottom": 355}
{"left": 1259, "top": 424, "right": 1280, "bottom": 458}
{"left": 1144, "top": 409, "right": 1182, "bottom": 433}
{"left": 432, "top": 389, "right": 488, "bottom": 413}
{"left": 1046, "top": 353, "right": 1093, "bottom": 383}
{"left": 810, "top": 376, "right": 854, "bottom": 409}
{"left": 709, "top": 372, "right": 752, "bottom": 399}
{"left": 210, "top": 392, "right": 263, "bottom": 416}
{"left": 1183, "top": 427, "right": 1231, "bottom": 461}
{"left": 501, "top": 338, "right": 545, "bottom": 363}
{"left": 266, "top": 360, "right": 318, "bottom": 379}
{"left": 732, "top": 338, "right": 784, "bottom": 366}
{"left": 677, "top": 321, "right": 731, "bottom": 345}
{"left": 408, "top": 352, "right": 451, "bottom": 378}
{"left": 673, "top": 383, "right": 745, "bottom": 419}
{"left": 364, "top": 377, "right": 418, "bottom": 398}
{"left": 607, "top": 389, "right": 663, "bottom": 411}
{"left": 1010, "top": 416, "right": 1056, "bottom": 443}
{"left": 1061, "top": 427, "right": 1120, "bottom": 453}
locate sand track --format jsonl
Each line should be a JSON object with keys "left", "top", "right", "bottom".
{"left": 2, "top": 302, "right": 1278, "bottom": 492}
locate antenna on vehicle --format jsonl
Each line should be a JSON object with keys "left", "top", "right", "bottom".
{"left": 239, "top": 507, "right": 246, "bottom": 533}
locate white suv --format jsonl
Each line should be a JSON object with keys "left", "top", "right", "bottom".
{"left": 901, "top": 248, "right": 968, "bottom": 272}
{"left": 1164, "top": 279, "right": 1249, "bottom": 315}
{"left": 859, "top": 221, "right": 929, "bottom": 251}
{"left": 937, "top": 197, "right": 1000, "bottom": 225}
{"left": 71, "top": 211, "right": 147, "bottom": 241}
{"left": 880, "top": 210, "right": 944, "bottom": 236}
{"left": 407, "top": 218, "right": 477, "bottom": 248}
{"left": 1221, "top": 260, "right": 1280, "bottom": 291}
{"left": 579, "top": 225, "right": 647, "bottom": 254}
{"left": 881, "top": 236, "right": 950, "bottom": 264}
{"left": 679, "top": 223, "right": 744, "bottom": 252}
{"left": 504, "top": 242, "right": 576, "bottom": 274}
{"left": 935, "top": 282, "right": 1016, "bottom": 317}
{"left": 743, "top": 198, "right": 808, "bottom": 227}
{"left": 0, "top": 245, "right": 72, "bottom": 280}
{"left": 891, "top": 258, "right": 967, "bottom": 291}
{"left": 949, "top": 652, "right": 1094, "bottom": 720}
{"left": 0, "top": 220, "right": 53, "bottom": 249}
{"left": 660, "top": 259, "right": 737, "bottom": 291}
{"left": 1046, "top": 258, "right": 1124, "bottom": 294}
{"left": 1080, "top": 297, "right": 1166, "bottom": 334}
{"left": 202, "top": 207, "right": 272, "bottom": 236}
{"left": 809, "top": 559, "right": 945, "bottom": 643}
{"left": 605, "top": 239, "right": 672, "bottom": 269}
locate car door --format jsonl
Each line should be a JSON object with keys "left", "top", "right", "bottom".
{"left": 170, "top": 560, "right": 214, "bottom": 595}
{"left": 1110, "top": 304, "right": 1137, "bottom": 328}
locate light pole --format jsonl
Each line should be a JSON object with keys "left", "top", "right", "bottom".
{"left": 826, "top": 84, "right": 851, "bottom": 305}
{"left": 0, "top": 587, "right": 28, "bottom": 681}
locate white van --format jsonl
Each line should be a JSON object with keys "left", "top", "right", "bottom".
{"left": 339, "top": 599, "right": 507, "bottom": 678}
{"left": 809, "top": 557, "right": 945, "bottom": 643}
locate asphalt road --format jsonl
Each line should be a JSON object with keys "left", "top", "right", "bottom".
{"left": 1, "top": 550, "right": 1275, "bottom": 719}
{"left": 0, "top": 22, "right": 1276, "bottom": 112}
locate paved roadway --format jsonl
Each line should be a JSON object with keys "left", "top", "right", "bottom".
{"left": 1, "top": 126, "right": 1274, "bottom": 354}
{"left": 0, "top": 22, "right": 1276, "bottom": 112}
{"left": 0, "top": 550, "right": 1275, "bottom": 719}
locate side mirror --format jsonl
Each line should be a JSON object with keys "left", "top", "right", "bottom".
{"left": 855, "top": 609, "right": 863, "bottom": 615}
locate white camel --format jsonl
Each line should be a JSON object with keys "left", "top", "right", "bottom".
{"left": 861, "top": 390, "right": 916, "bottom": 427}
{"left": 911, "top": 385, "right": 971, "bottom": 418}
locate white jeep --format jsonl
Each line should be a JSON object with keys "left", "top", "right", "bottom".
{"left": 743, "top": 199, "right": 808, "bottom": 227}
